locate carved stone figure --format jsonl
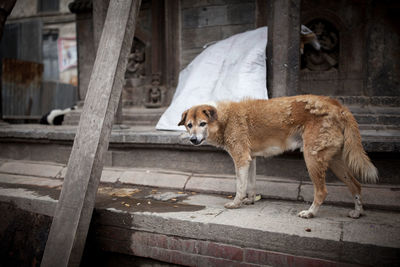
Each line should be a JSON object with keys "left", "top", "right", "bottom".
{"left": 143, "top": 73, "right": 165, "bottom": 108}
{"left": 302, "top": 19, "right": 339, "bottom": 71}
{"left": 126, "top": 38, "right": 146, "bottom": 78}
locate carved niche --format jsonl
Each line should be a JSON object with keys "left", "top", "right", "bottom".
{"left": 126, "top": 38, "right": 146, "bottom": 79}
{"left": 301, "top": 19, "right": 339, "bottom": 71}
{"left": 123, "top": 37, "right": 149, "bottom": 107}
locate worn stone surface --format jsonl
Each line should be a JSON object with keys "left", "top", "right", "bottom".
{"left": 0, "top": 161, "right": 63, "bottom": 178}
{"left": 1, "top": 159, "right": 399, "bottom": 211}
{"left": 301, "top": 182, "right": 400, "bottom": 211}
{"left": 0, "top": 174, "right": 399, "bottom": 266}
{"left": 0, "top": 173, "right": 62, "bottom": 188}
{"left": 119, "top": 169, "right": 189, "bottom": 190}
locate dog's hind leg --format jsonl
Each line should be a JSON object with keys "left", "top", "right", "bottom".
{"left": 298, "top": 125, "right": 340, "bottom": 218}
{"left": 243, "top": 158, "right": 256, "bottom": 205}
{"left": 329, "top": 157, "right": 364, "bottom": 218}
{"left": 298, "top": 149, "right": 329, "bottom": 218}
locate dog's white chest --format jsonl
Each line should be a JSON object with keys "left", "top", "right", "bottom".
{"left": 251, "top": 146, "right": 284, "bottom": 158}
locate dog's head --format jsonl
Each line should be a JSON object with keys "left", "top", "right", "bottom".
{"left": 178, "top": 105, "right": 218, "bottom": 146}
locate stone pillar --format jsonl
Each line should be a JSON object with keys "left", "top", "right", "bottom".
{"left": 68, "top": 0, "right": 123, "bottom": 125}
{"left": 164, "top": 0, "right": 180, "bottom": 104}
{"left": 267, "top": 0, "right": 301, "bottom": 97}
{"left": 69, "top": 0, "right": 94, "bottom": 105}
{"left": 0, "top": 0, "right": 17, "bottom": 123}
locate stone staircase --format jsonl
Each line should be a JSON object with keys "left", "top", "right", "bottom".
{"left": 0, "top": 95, "right": 399, "bottom": 266}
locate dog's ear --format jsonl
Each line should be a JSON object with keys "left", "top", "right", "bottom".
{"left": 202, "top": 106, "right": 218, "bottom": 122}
{"left": 178, "top": 110, "right": 188, "bottom": 126}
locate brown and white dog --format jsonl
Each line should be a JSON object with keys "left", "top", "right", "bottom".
{"left": 178, "top": 95, "right": 378, "bottom": 219}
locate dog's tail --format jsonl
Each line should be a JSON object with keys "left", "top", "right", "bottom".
{"left": 342, "top": 108, "right": 378, "bottom": 183}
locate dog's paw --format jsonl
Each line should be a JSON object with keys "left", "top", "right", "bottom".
{"left": 242, "top": 198, "right": 254, "bottom": 205}
{"left": 298, "top": 210, "right": 314, "bottom": 219}
{"left": 348, "top": 209, "right": 363, "bottom": 219}
{"left": 224, "top": 201, "right": 241, "bottom": 209}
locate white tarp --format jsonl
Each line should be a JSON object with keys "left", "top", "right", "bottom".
{"left": 156, "top": 27, "right": 269, "bottom": 131}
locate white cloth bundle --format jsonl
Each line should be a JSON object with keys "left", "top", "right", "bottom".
{"left": 156, "top": 27, "right": 269, "bottom": 131}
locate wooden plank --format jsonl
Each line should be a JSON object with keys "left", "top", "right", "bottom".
{"left": 93, "top": 0, "right": 123, "bottom": 125}
{"left": 40, "top": 1, "right": 141, "bottom": 266}
{"left": 267, "top": 0, "right": 300, "bottom": 97}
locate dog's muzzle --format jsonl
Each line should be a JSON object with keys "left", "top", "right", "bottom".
{"left": 190, "top": 136, "right": 203, "bottom": 145}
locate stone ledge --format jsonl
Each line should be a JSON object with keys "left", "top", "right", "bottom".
{"left": 0, "top": 124, "right": 399, "bottom": 152}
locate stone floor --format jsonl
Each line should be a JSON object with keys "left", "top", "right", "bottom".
{"left": 0, "top": 159, "right": 399, "bottom": 266}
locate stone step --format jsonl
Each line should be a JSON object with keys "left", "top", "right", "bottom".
{"left": 0, "top": 124, "right": 399, "bottom": 184}
{"left": 122, "top": 107, "right": 165, "bottom": 126}
{"left": 0, "top": 159, "right": 399, "bottom": 211}
{"left": 335, "top": 96, "right": 400, "bottom": 107}
{"left": 0, "top": 168, "right": 399, "bottom": 266}
{"left": 62, "top": 98, "right": 400, "bottom": 127}
{"left": 353, "top": 113, "right": 400, "bottom": 127}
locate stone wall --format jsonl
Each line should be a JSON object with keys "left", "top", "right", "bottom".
{"left": 180, "top": 0, "right": 256, "bottom": 69}
{"left": 300, "top": 0, "right": 400, "bottom": 97}
{"left": 365, "top": 0, "right": 400, "bottom": 96}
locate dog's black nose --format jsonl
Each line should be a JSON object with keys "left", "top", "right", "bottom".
{"left": 190, "top": 136, "right": 198, "bottom": 144}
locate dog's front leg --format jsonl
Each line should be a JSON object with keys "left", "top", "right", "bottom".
{"left": 242, "top": 158, "right": 256, "bottom": 205}
{"left": 225, "top": 163, "right": 249, "bottom": 209}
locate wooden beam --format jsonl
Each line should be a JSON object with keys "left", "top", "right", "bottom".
{"left": 92, "top": 0, "right": 123, "bottom": 125}
{"left": 40, "top": 1, "right": 141, "bottom": 266}
{"left": 267, "top": 0, "right": 300, "bottom": 97}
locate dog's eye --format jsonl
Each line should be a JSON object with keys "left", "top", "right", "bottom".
{"left": 187, "top": 123, "right": 192, "bottom": 128}
{"left": 199, "top": 122, "right": 207, "bottom": 127}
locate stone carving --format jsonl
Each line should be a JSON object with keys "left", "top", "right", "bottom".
{"left": 126, "top": 38, "right": 146, "bottom": 78}
{"left": 302, "top": 19, "right": 339, "bottom": 71}
{"left": 143, "top": 73, "right": 165, "bottom": 108}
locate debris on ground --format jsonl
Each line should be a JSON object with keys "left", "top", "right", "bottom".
{"left": 146, "top": 191, "right": 188, "bottom": 201}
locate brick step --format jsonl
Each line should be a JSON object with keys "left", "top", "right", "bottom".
{"left": 0, "top": 169, "right": 399, "bottom": 266}
{"left": 0, "top": 124, "right": 399, "bottom": 184}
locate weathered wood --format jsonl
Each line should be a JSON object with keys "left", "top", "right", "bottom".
{"left": 40, "top": 1, "right": 141, "bottom": 266}
{"left": 74, "top": 11, "right": 95, "bottom": 104}
{"left": 267, "top": 0, "right": 300, "bottom": 97}
{"left": 93, "top": 0, "right": 123, "bottom": 124}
